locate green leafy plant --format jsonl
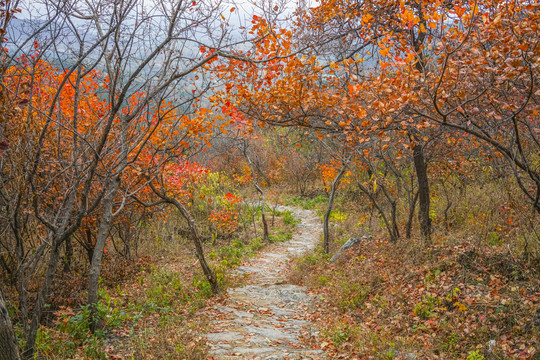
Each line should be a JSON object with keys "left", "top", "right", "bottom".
{"left": 318, "top": 276, "right": 330, "bottom": 286}
{"left": 285, "top": 195, "right": 327, "bottom": 209}
{"left": 442, "top": 332, "right": 460, "bottom": 351}
{"left": 488, "top": 231, "right": 503, "bottom": 246}
{"left": 270, "top": 231, "right": 293, "bottom": 242}
{"left": 249, "top": 236, "right": 264, "bottom": 251}
{"left": 329, "top": 326, "right": 352, "bottom": 346}
{"left": 338, "top": 282, "right": 371, "bottom": 310}
{"left": 466, "top": 350, "right": 485, "bottom": 360}
{"left": 330, "top": 210, "right": 348, "bottom": 222}
{"left": 37, "top": 290, "right": 129, "bottom": 360}
{"left": 283, "top": 210, "right": 300, "bottom": 226}
{"left": 414, "top": 294, "right": 440, "bottom": 319}
{"left": 297, "top": 246, "right": 329, "bottom": 266}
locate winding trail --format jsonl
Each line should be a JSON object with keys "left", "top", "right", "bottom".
{"left": 204, "top": 206, "right": 325, "bottom": 360}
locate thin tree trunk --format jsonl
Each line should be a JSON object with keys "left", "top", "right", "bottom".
{"left": 88, "top": 175, "right": 121, "bottom": 333}
{"left": 0, "top": 288, "right": 20, "bottom": 360}
{"left": 440, "top": 179, "right": 453, "bottom": 233}
{"left": 84, "top": 228, "right": 94, "bottom": 263}
{"left": 16, "top": 270, "right": 28, "bottom": 336}
{"left": 147, "top": 182, "right": 218, "bottom": 293}
{"left": 323, "top": 165, "right": 347, "bottom": 254}
{"left": 255, "top": 161, "right": 271, "bottom": 187}
{"left": 390, "top": 200, "right": 399, "bottom": 241}
{"left": 244, "top": 145, "right": 269, "bottom": 242}
{"left": 406, "top": 191, "right": 419, "bottom": 239}
{"left": 256, "top": 184, "right": 269, "bottom": 242}
{"left": 410, "top": 2, "right": 431, "bottom": 244}
{"left": 412, "top": 144, "right": 431, "bottom": 245}
{"left": 356, "top": 179, "right": 398, "bottom": 243}
{"left": 63, "top": 235, "right": 73, "bottom": 273}
{"left": 24, "top": 187, "right": 78, "bottom": 359}
{"left": 380, "top": 184, "right": 400, "bottom": 242}
{"left": 443, "top": 199, "right": 452, "bottom": 233}
{"left": 24, "top": 238, "right": 62, "bottom": 359}
{"left": 88, "top": 115, "right": 130, "bottom": 332}
{"left": 175, "top": 202, "right": 219, "bottom": 293}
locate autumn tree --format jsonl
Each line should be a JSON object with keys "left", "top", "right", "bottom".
{"left": 295, "top": 0, "right": 539, "bottom": 215}
{"left": 0, "top": 0, "right": 265, "bottom": 357}
{"left": 218, "top": 0, "right": 538, "bottom": 252}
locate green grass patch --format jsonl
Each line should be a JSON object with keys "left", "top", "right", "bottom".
{"left": 285, "top": 195, "right": 327, "bottom": 209}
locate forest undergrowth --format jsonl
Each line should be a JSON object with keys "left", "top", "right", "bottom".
{"left": 32, "top": 181, "right": 540, "bottom": 360}
{"left": 289, "top": 180, "right": 540, "bottom": 360}
{"left": 21, "top": 197, "right": 299, "bottom": 360}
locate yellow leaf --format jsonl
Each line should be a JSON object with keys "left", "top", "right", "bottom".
{"left": 362, "top": 13, "right": 372, "bottom": 23}
{"left": 379, "top": 47, "right": 390, "bottom": 57}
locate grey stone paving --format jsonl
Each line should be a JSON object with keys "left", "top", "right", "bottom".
{"left": 204, "top": 206, "right": 325, "bottom": 359}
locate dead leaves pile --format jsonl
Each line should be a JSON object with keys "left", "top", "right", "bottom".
{"left": 291, "top": 238, "right": 539, "bottom": 359}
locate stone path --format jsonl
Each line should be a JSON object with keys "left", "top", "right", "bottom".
{"left": 204, "top": 206, "right": 325, "bottom": 360}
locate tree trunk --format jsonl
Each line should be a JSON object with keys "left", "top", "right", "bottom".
{"left": 323, "top": 165, "right": 347, "bottom": 254}
{"left": 244, "top": 146, "right": 269, "bottom": 242}
{"left": 390, "top": 199, "right": 400, "bottom": 241}
{"left": 24, "top": 238, "right": 62, "bottom": 359}
{"left": 88, "top": 175, "right": 121, "bottom": 333}
{"left": 356, "top": 180, "right": 398, "bottom": 243}
{"left": 406, "top": 191, "right": 419, "bottom": 239}
{"left": 380, "top": 184, "right": 400, "bottom": 242}
{"left": 63, "top": 235, "right": 73, "bottom": 273}
{"left": 176, "top": 203, "right": 219, "bottom": 293}
{"left": 88, "top": 115, "right": 130, "bottom": 332}
{"left": 0, "top": 288, "right": 20, "bottom": 360}
{"left": 409, "top": 2, "right": 432, "bottom": 244}
{"left": 148, "top": 180, "right": 219, "bottom": 293}
{"left": 84, "top": 228, "right": 94, "bottom": 263}
{"left": 256, "top": 185, "right": 269, "bottom": 242}
{"left": 412, "top": 144, "right": 431, "bottom": 245}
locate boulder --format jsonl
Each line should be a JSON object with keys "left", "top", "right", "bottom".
{"left": 329, "top": 235, "right": 371, "bottom": 263}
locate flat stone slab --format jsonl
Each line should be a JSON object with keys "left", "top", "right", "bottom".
{"left": 214, "top": 305, "right": 255, "bottom": 318}
{"left": 206, "top": 332, "right": 244, "bottom": 342}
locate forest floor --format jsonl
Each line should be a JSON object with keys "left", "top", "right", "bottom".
{"left": 203, "top": 206, "right": 326, "bottom": 359}
{"left": 287, "top": 214, "right": 540, "bottom": 360}
{"left": 32, "top": 195, "right": 539, "bottom": 360}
